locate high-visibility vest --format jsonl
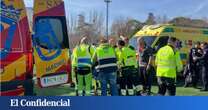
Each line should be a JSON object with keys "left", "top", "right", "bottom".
{"left": 115, "top": 47, "right": 121, "bottom": 58}
{"left": 155, "top": 45, "right": 183, "bottom": 78}
{"left": 115, "top": 47, "right": 122, "bottom": 66}
{"left": 96, "top": 44, "right": 117, "bottom": 73}
{"left": 120, "top": 46, "right": 137, "bottom": 68}
{"left": 72, "top": 44, "right": 92, "bottom": 68}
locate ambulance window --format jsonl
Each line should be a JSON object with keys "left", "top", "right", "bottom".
{"left": 142, "top": 36, "right": 156, "bottom": 47}
{"left": 129, "top": 37, "right": 138, "bottom": 50}
{"left": 154, "top": 36, "right": 169, "bottom": 51}
{"left": 136, "top": 36, "right": 156, "bottom": 47}
{"left": 34, "top": 16, "right": 69, "bottom": 49}
{"left": 132, "top": 36, "right": 156, "bottom": 53}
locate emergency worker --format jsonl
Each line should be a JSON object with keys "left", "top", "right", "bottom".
{"left": 155, "top": 37, "right": 183, "bottom": 96}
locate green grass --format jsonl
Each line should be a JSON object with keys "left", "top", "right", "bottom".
{"left": 35, "top": 84, "right": 208, "bottom": 96}
{"left": 34, "top": 84, "right": 76, "bottom": 96}
{"left": 151, "top": 86, "right": 208, "bottom": 96}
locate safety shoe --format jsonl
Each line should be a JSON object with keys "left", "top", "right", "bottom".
{"left": 183, "top": 84, "right": 188, "bottom": 88}
{"left": 200, "top": 88, "right": 208, "bottom": 92}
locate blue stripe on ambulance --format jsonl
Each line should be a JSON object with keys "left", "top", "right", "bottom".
{"left": 0, "top": 16, "right": 17, "bottom": 60}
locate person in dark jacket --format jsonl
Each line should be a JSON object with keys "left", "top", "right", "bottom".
{"left": 138, "top": 38, "right": 155, "bottom": 95}
{"left": 184, "top": 42, "right": 203, "bottom": 88}
{"left": 194, "top": 42, "right": 208, "bottom": 91}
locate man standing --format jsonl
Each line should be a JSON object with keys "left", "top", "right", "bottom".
{"left": 118, "top": 40, "right": 138, "bottom": 96}
{"left": 195, "top": 42, "right": 208, "bottom": 91}
{"left": 92, "top": 37, "right": 118, "bottom": 96}
{"left": 72, "top": 37, "right": 94, "bottom": 96}
{"left": 122, "top": 37, "right": 140, "bottom": 93}
{"left": 138, "top": 38, "right": 154, "bottom": 95}
{"left": 155, "top": 37, "right": 183, "bottom": 96}
{"left": 185, "top": 42, "right": 203, "bottom": 87}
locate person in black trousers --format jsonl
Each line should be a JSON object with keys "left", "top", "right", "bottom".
{"left": 195, "top": 42, "right": 208, "bottom": 91}
{"left": 184, "top": 42, "right": 203, "bottom": 88}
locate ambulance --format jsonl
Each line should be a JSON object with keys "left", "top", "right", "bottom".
{"left": 0, "top": 0, "right": 71, "bottom": 96}
{"left": 130, "top": 24, "right": 208, "bottom": 64}
{"left": 0, "top": 0, "right": 33, "bottom": 96}
{"left": 32, "top": 0, "right": 71, "bottom": 88}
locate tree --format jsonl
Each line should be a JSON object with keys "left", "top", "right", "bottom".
{"left": 145, "top": 13, "right": 156, "bottom": 25}
{"left": 89, "top": 10, "right": 104, "bottom": 36}
{"left": 111, "top": 17, "right": 143, "bottom": 38}
{"left": 155, "top": 15, "right": 162, "bottom": 24}
{"left": 111, "top": 17, "right": 128, "bottom": 37}
{"left": 156, "top": 15, "right": 169, "bottom": 24}
{"left": 69, "top": 11, "right": 104, "bottom": 48}
{"left": 169, "top": 17, "right": 191, "bottom": 26}
{"left": 67, "top": 13, "right": 78, "bottom": 48}
{"left": 126, "top": 19, "right": 144, "bottom": 38}
{"left": 202, "top": 17, "right": 208, "bottom": 24}
{"left": 169, "top": 17, "right": 208, "bottom": 28}
{"left": 162, "top": 15, "right": 168, "bottom": 24}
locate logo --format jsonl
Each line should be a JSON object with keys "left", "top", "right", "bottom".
{"left": 10, "top": 99, "right": 71, "bottom": 107}
{"left": 46, "top": 0, "right": 62, "bottom": 8}
{"left": 10, "top": 99, "right": 19, "bottom": 107}
{"left": 0, "top": 1, "right": 22, "bottom": 22}
{"left": 46, "top": 59, "right": 65, "bottom": 72}
{"left": 0, "top": 1, "right": 22, "bottom": 60}
{"left": 33, "top": 18, "right": 62, "bottom": 61}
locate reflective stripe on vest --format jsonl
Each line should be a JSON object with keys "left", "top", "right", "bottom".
{"left": 157, "top": 65, "right": 176, "bottom": 69}
{"left": 78, "top": 57, "right": 92, "bottom": 67}
{"left": 98, "top": 57, "right": 117, "bottom": 65}
{"left": 157, "top": 59, "right": 176, "bottom": 65}
{"left": 77, "top": 45, "right": 92, "bottom": 67}
{"left": 97, "top": 63, "right": 117, "bottom": 69}
{"left": 96, "top": 45, "right": 117, "bottom": 70}
{"left": 97, "top": 57, "right": 117, "bottom": 69}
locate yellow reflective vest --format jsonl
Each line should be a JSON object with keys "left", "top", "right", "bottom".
{"left": 92, "top": 43, "right": 117, "bottom": 72}
{"left": 72, "top": 44, "right": 94, "bottom": 68}
{"left": 115, "top": 47, "right": 122, "bottom": 66}
{"left": 155, "top": 45, "right": 183, "bottom": 78}
{"left": 120, "top": 46, "right": 138, "bottom": 68}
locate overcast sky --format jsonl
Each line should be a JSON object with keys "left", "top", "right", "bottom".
{"left": 24, "top": 0, "right": 208, "bottom": 23}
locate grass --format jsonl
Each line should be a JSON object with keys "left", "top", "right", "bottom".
{"left": 34, "top": 84, "right": 76, "bottom": 96}
{"left": 34, "top": 83, "right": 208, "bottom": 96}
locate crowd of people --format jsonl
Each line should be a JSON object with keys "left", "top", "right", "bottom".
{"left": 184, "top": 42, "right": 208, "bottom": 91}
{"left": 71, "top": 36, "right": 208, "bottom": 96}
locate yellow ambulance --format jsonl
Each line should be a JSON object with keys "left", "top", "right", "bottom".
{"left": 130, "top": 24, "right": 208, "bottom": 64}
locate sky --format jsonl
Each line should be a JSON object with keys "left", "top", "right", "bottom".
{"left": 24, "top": 0, "right": 208, "bottom": 23}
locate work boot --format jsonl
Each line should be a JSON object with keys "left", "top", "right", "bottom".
{"left": 200, "top": 88, "right": 208, "bottom": 92}
{"left": 127, "top": 89, "right": 134, "bottom": 96}
{"left": 183, "top": 83, "right": 189, "bottom": 88}
{"left": 192, "top": 84, "right": 198, "bottom": 89}
{"left": 140, "top": 91, "right": 148, "bottom": 96}
{"left": 70, "top": 82, "right": 75, "bottom": 88}
{"left": 85, "top": 90, "right": 91, "bottom": 96}
{"left": 135, "top": 91, "right": 142, "bottom": 96}
{"left": 135, "top": 85, "right": 141, "bottom": 93}
{"left": 121, "top": 89, "right": 127, "bottom": 96}
{"left": 78, "top": 90, "right": 83, "bottom": 96}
